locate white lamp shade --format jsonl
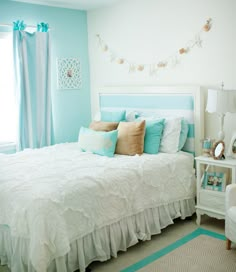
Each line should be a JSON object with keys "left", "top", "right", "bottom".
{"left": 206, "top": 89, "right": 236, "bottom": 114}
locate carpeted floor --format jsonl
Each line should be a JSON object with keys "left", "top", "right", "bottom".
{"left": 0, "top": 215, "right": 231, "bottom": 272}
{"left": 121, "top": 228, "right": 236, "bottom": 272}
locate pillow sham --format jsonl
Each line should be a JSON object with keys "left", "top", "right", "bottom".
{"left": 78, "top": 127, "right": 118, "bottom": 157}
{"left": 115, "top": 120, "right": 145, "bottom": 155}
{"left": 144, "top": 119, "right": 165, "bottom": 154}
{"left": 89, "top": 121, "right": 119, "bottom": 132}
{"left": 101, "top": 109, "right": 126, "bottom": 122}
{"left": 159, "top": 117, "right": 182, "bottom": 153}
{"left": 178, "top": 119, "right": 189, "bottom": 150}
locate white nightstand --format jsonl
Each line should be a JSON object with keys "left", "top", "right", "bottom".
{"left": 195, "top": 156, "right": 236, "bottom": 225}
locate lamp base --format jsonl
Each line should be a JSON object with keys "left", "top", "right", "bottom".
{"left": 218, "top": 130, "right": 225, "bottom": 141}
{"left": 218, "top": 114, "right": 225, "bottom": 141}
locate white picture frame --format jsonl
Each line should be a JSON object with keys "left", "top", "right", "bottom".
{"left": 57, "top": 58, "right": 81, "bottom": 90}
{"left": 227, "top": 131, "right": 236, "bottom": 159}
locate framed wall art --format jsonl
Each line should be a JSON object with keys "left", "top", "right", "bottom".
{"left": 57, "top": 58, "right": 81, "bottom": 90}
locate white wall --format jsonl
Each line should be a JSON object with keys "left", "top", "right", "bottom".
{"left": 87, "top": 0, "right": 236, "bottom": 149}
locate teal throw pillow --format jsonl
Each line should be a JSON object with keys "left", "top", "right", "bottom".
{"left": 78, "top": 127, "right": 118, "bottom": 157}
{"left": 178, "top": 119, "right": 189, "bottom": 150}
{"left": 101, "top": 109, "right": 126, "bottom": 122}
{"left": 144, "top": 119, "right": 165, "bottom": 154}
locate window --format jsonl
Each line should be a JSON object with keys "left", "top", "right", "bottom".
{"left": 0, "top": 32, "right": 17, "bottom": 144}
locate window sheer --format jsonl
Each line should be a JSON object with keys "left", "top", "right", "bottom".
{"left": 0, "top": 33, "right": 16, "bottom": 144}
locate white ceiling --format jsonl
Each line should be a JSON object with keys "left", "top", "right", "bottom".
{"left": 12, "top": 0, "right": 122, "bottom": 10}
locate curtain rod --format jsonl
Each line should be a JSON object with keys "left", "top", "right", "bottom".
{"left": 0, "top": 23, "right": 52, "bottom": 30}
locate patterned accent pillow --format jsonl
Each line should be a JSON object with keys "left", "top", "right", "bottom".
{"left": 159, "top": 117, "right": 182, "bottom": 153}
{"left": 78, "top": 127, "right": 118, "bottom": 157}
{"left": 115, "top": 120, "right": 145, "bottom": 155}
{"left": 89, "top": 121, "right": 119, "bottom": 132}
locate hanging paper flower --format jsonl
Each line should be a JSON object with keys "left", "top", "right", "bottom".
{"left": 179, "top": 48, "right": 187, "bottom": 54}
{"left": 117, "top": 58, "right": 125, "bottom": 64}
{"left": 157, "top": 62, "right": 167, "bottom": 68}
{"left": 203, "top": 24, "right": 210, "bottom": 32}
{"left": 137, "top": 65, "right": 144, "bottom": 71}
{"left": 203, "top": 18, "right": 212, "bottom": 32}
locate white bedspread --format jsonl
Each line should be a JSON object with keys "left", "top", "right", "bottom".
{"left": 0, "top": 143, "right": 195, "bottom": 272}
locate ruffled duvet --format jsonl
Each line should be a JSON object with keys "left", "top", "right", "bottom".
{"left": 0, "top": 143, "right": 196, "bottom": 272}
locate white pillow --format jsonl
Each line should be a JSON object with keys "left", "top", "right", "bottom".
{"left": 159, "top": 117, "right": 182, "bottom": 153}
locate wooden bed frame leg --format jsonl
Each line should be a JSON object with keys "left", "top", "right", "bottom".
{"left": 226, "top": 239, "right": 231, "bottom": 250}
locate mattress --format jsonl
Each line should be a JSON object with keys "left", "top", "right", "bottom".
{"left": 0, "top": 143, "right": 196, "bottom": 271}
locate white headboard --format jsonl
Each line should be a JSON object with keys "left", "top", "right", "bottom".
{"left": 96, "top": 86, "right": 204, "bottom": 156}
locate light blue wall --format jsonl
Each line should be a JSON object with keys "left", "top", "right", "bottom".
{"left": 0, "top": 0, "right": 91, "bottom": 144}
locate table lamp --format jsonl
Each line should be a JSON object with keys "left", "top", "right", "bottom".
{"left": 206, "top": 87, "right": 236, "bottom": 141}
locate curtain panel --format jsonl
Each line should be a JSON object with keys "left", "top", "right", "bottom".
{"left": 13, "top": 21, "right": 53, "bottom": 151}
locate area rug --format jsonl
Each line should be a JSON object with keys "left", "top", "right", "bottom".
{"left": 121, "top": 228, "right": 236, "bottom": 272}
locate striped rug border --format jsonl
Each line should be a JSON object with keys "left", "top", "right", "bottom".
{"left": 120, "top": 228, "right": 226, "bottom": 272}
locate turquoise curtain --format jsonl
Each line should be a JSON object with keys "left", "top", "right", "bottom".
{"left": 13, "top": 21, "right": 54, "bottom": 151}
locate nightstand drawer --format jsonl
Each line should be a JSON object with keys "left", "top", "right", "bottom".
{"left": 199, "top": 190, "right": 225, "bottom": 212}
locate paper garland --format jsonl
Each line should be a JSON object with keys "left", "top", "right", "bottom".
{"left": 97, "top": 18, "right": 212, "bottom": 75}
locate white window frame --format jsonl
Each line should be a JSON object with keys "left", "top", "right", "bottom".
{"left": 0, "top": 32, "right": 16, "bottom": 153}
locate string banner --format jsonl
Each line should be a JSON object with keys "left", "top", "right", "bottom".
{"left": 97, "top": 18, "right": 212, "bottom": 75}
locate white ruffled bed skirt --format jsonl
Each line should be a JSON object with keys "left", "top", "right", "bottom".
{"left": 0, "top": 198, "right": 195, "bottom": 272}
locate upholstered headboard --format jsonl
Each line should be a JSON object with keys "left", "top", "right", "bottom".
{"left": 97, "top": 86, "right": 204, "bottom": 156}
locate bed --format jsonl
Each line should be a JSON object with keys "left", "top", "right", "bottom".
{"left": 0, "top": 86, "right": 204, "bottom": 272}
